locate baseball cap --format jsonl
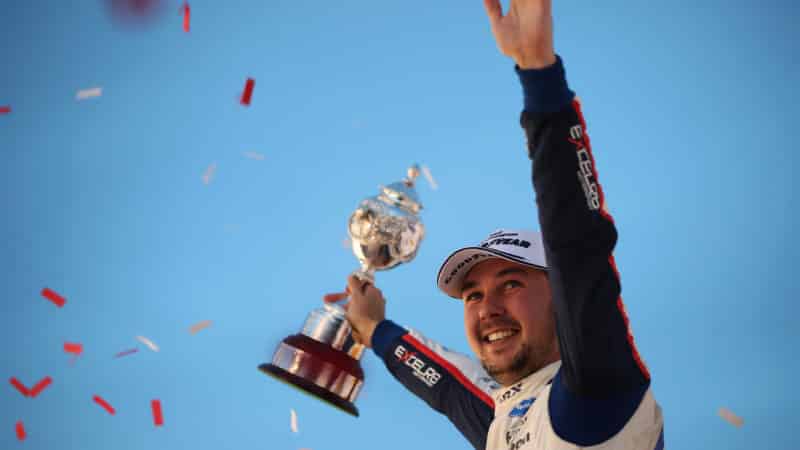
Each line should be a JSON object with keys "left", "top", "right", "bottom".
{"left": 436, "top": 229, "right": 548, "bottom": 299}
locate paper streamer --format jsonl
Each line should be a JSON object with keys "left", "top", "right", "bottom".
{"left": 182, "top": 2, "right": 190, "bottom": 32}
{"left": 64, "top": 342, "right": 83, "bottom": 355}
{"left": 421, "top": 165, "right": 438, "bottom": 190}
{"left": 93, "top": 395, "right": 116, "bottom": 415}
{"left": 243, "top": 151, "right": 264, "bottom": 160}
{"left": 15, "top": 421, "right": 25, "bottom": 441}
{"left": 290, "top": 409, "right": 298, "bottom": 433}
{"left": 136, "top": 336, "right": 159, "bottom": 352}
{"left": 718, "top": 407, "right": 744, "bottom": 428}
{"left": 202, "top": 163, "right": 217, "bottom": 185}
{"left": 9, "top": 377, "right": 30, "bottom": 397}
{"left": 114, "top": 348, "right": 138, "bottom": 358}
{"left": 189, "top": 320, "right": 212, "bottom": 334}
{"left": 0, "top": 106, "right": 10, "bottom": 114}
{"left": 240, "top": 78, "right": 255, "bottom": 106}
{"left": 29, "top": 377, "right": 52, "bottom": 397}
{"left": 151, "top": 399, "right": 164, "bottom": 426}
{"left": 76, "top": 87, "right": 102, "bottom": 100}
{"left": 41, "top": 287, "right": 66, "bottom": 307}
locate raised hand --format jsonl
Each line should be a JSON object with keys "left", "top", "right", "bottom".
{"left": 323, "top": 275, "right": 386, "bottom": 347}
{"left": 482, "top": 0, "right": 556, "bottom": 69}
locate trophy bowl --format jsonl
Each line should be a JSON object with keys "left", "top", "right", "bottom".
{"left": 259, "top": 165, "right": 425, "bottom": 417}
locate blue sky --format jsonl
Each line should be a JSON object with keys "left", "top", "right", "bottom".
{"left": 1, "top": 0, "right": 798, "bottom": 448}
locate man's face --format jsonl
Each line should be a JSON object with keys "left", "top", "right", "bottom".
{"left": 461, "top": 258, "right": 559, "bottom": 386}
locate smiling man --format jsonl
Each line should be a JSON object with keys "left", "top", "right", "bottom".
{"left": 332, "top": 0, "right": 665, "bottom": 448}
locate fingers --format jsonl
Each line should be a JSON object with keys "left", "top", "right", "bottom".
{"left": 346, "top": 274, "right": 372, "bottom": 296}
{"left": 483, "top": 0, "right": 503, "bottom": 22}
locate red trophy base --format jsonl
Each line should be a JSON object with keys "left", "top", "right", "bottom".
{"left": 259, "top": 333, "right": 364, "bottom": 417}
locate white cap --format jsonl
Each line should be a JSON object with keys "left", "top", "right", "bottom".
{"left": 436, "top": 229, "right": 547, "bottom": 299}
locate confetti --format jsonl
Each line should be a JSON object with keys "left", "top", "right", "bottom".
{"left": 202, "top": 163, "right": 217, "bottom": 185}
{"left": 15, "top": 421, "right": 25, "bottom": 441}
{"left": 181, "top": 2, "right": 190, "bottom": 32}
{"left": 41, "top": 287, "right": 66, "bottom": 307}
{"left": 421, "top": 165, "right": 438, "bottom": 190}
{"left": 243, "top": 151, "right": 265, "bottom": 160}
{"left": 9, "top": 377, "right": 30, "bottom": 397}
{"left": 342, "top": 237, "right": 351, "bottom": 249}
{"left": 151, "top": 399, "right": 164, "bottom": 426}
{"left": 29, "top": 377, "right": 52, "bottom": 398}
{"left": 114, "top": 348, "right": 139, "bottom": 358}
{"left": 240, "top": 78, "right": 255, "bottom": 106}
{"left": 189, "top": 320, "right": 212, "bottom": 334}
{"left": 718, "top": 407, "right": 744, "bottom": 428}
{"left": 136, "top": 336, "right": 159, "bottom": 352}
{"left": 0, "top": 106, "right": 10, "bottom": 114}
{"left": 75, "top": 87, "right": 103, "bottom": 100}
{"left": 290, "top": 408, "right": 298, "bottom": 433}
{"left": 93, "top": 395, "right": 116, "bottom": 415}
{"left": 64, "top": 342, "right": 83, "bottom": 355}
{"left": 323, "top": 292, "right": 348, "bottom": 304}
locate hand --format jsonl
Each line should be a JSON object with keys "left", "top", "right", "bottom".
{"left": 323, "top": 275, "right": 386, "bottom": 348}
{"left": 483, "top": 0, "right": 556, "bottom": 69}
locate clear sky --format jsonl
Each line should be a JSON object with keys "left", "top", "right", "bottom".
{"left": 1, "top": 1, "right": 798, "bottom": 449}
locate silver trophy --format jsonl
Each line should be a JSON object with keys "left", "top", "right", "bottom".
{"left": 259, "top": 165, "right": 425, "bottom": 416}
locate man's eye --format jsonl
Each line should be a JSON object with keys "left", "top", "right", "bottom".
{"left": 503, "top": 280, "right": 521, "bottom": 290}
{"left": 464, "top": 292, "right": 482, "bottom": 302}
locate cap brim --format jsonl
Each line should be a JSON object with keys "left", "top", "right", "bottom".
{"left": 436, "top": 247, "right": 546, "bottom": 299}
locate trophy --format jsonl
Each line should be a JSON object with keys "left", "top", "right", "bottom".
{"left": 259, "top": 165, "right": 425, "bottom": 417}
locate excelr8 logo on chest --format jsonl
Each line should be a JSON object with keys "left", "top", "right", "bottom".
{"left": 394, "top": 345, "right": 442, "bottom": 387}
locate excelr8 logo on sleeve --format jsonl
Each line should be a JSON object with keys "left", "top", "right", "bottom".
{"left": 394, "top": 345, "right": 442, "bottom": 387}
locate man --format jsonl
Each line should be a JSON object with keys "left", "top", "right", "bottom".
{"left": 329, "top": 0, "right": 665, "bottom": 448}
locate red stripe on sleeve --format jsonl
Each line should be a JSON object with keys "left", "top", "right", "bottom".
{"left": 401, "top": 334, "right": 494, "bottom": 408}
{"left": 571, "top": 99, "right": 650, "bottom": 381}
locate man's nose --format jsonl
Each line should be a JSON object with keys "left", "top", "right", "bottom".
{"left": 477, "top": 292, "right": 505, "bottom": 321}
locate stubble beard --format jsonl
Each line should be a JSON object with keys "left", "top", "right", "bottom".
{"left": 480, "top": 341, "right": 553, "bottom": 385}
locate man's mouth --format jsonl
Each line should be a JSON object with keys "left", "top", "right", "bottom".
{"left": 482, "top": 329, "right": 519, "bottom": 344}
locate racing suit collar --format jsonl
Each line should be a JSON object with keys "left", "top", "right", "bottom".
{"left": 491, "top": 360, "right": 561, "bottom": 413}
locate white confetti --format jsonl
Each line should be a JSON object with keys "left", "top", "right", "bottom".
{"left": 202, "top": 163, "right": 217, "bottom": 185}
{"left": 136, "top": 336, "right": 160, "bottom": 352}
{"left": 290, "top": 408, "right": 298, "bottom": 433}
{"left": 718, "top": 407, "right": 744, "bottom": 428}
{"left": 76, "top": 87, "right": 103, "bottom": 100}
{"left": 243, "top": 151, "right": 265, "bottom": 160}
{"left": 421, "top": 165, "right": 438, "bottom": 190}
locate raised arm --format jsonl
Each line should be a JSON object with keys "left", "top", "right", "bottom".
{"left": 484, "top": 0, "right": 655, "bottom": 445}
{"left": 332, "top": 276, "right": 495, "bottom": 450}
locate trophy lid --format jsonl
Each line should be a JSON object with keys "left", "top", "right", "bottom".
{"left": 379, "top": 164, "right": 423, "bottom": 214}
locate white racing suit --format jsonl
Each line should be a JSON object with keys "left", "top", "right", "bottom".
{"left": 369, "top": 56, "right": 665, "bottom": 449}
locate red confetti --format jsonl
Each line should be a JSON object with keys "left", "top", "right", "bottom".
{"left": 151, "top": 399, "right": 163, "bottom": 426}
{"left": 240, "top": 78, "right": 255, "bottom": 106}
{"left": 41, "top": 287, "right": 66, "bottom": 307}
{"left": 0, "top": 106, "right": 10, "bottom": 114}
{"left": 323, "top": 292, "right": 348, "bottom": 303}
{"left": 15, "top": 421, "right": 25, "bottom": 441}
{"left": 93, "top": 395, "right": 116, "bottom": 415}
{"left": 9, "top": 377, "right": 30, "bottom": 397}
{"left": 29, "top": 376, "right": 52, "bottom": 397}
{"left": 64, "top": 342, "right": 83, "bottom": 355}
{"left": 114, "top": 348, "right": 138, "bottom": 358}
{"left": 182, "top": 2, "right": 190, "bottom": 32}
